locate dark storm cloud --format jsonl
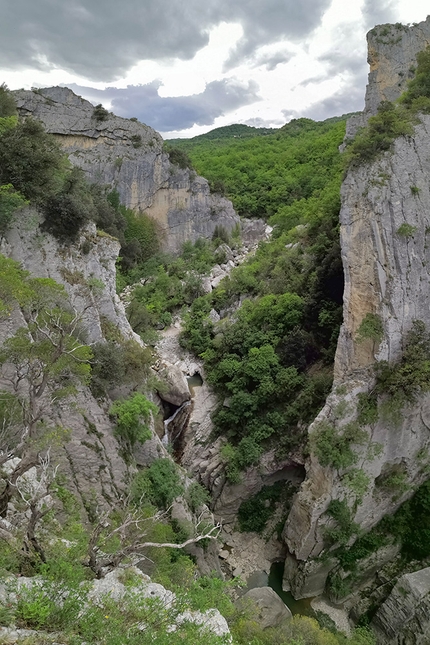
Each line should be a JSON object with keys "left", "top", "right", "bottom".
{"left": 252, "top": 51, "right": 294, "bottom": 71}
{"left": 1, "top": 0, "right": 332, "bottom": 81}
{"left": 69, "top": 79, "right": 261, "bottom": 131}
{"left": 222, "top": 0, "right": 332, "bottom": 70}
{"left": 283, "top": 82, "right": 365, "bottom": 123}
{"left": 362, "top": 0, "right": 399, "bottom": 29}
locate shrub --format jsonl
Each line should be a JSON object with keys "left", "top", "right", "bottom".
{"left": 342, "top": 468, "right": 371, "bottom": 502}
{"left": 0, "top": 183, "right": 28, "bottom": 234}
{"left": 400, "top": 45, "right": 430, "bottom": 108}
{"left": 165, "top": 146, "right": 193, "bottom": 169}
{"left": 0, "top": 83, "right": 17, "bottom": 117}
{"left": 110, "top": 393, "right": 157, "bottom": 453}
{"left": 42, "top": 167, "right": 96, "bottom": 241}
{"left": 186, "top": 482, "right": 210, "bottom": 512}
{"left": 130, "top": 134, "right": 142, "bottom": 148}
{"left": 132, "top": 458, "right": 184, "bottom": 509}
{"left": 374, "top": 320, "right": 430, "bottom": 405}
{"left": 312, "top": 421, "right": 367, "bottom": 469}
{"left": 356, "top": 313, "right": 383, "bottom": 343}
{"left": 325, "top": 499, "right": 359, "bottom": 545}
{"left": 357, "top": 392, "right": 378, "bottom": 425}
{"left": 397, "top": 222, "right": 417, "bottom": 237}
{"left": 344, "top": 101, "right": 413, "bottom": 168}
{"left": 212, "top": 224, "right": 230, "bottom": 245}
{"left": 92, "top": 103, "right": 109, "bottom": 121}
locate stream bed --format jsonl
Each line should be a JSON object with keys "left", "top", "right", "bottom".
{"left": 242, "top": 562, "right": 313, "bottom": 617}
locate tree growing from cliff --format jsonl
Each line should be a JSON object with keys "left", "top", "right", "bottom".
{"left": 0, "top": 255, "right": 93, "bottom": 516}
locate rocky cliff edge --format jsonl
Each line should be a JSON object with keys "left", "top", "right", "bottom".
{"left": 13, "top": 86, "right": 239, "bottom": 254}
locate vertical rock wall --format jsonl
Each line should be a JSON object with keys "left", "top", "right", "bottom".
{"left": 13, "top": 87, "right": 239, "bottom": 254}
{"left": 283, "top": 18, "right": 430, "bottom": 601}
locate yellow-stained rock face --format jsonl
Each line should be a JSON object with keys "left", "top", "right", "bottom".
{"left": 13, "top": 86, "right": 240, "bottom": 253}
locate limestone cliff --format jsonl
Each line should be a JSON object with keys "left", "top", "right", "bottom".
{"left": 365, "top": 17, "right": 430, "bottom": 114}
{"left": 284, "top": 18, "right": 430, "bottom": 606}
{"left": 13, "top": 86, "right": 239, "bottom": 253}
{"left": 371, "top": 567, "right": 430, "bottom": 644}
{"left": 346, "top": 16, "right": 430, "bottom": 138}
{"left": 0, "top": 212, "right": 134, "bottom": 515}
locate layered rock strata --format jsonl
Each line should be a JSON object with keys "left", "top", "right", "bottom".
{"left": 13, "top": 87, "right": 239, "bottom": 253}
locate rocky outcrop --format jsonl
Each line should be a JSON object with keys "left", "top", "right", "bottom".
{"left": 2, "top": 209, "right": 136, "bottom": 345}
{"left": 0, "top": 211, "right": 136, "bottom": 512}
{"left": 238, "top": 587, "right": 292, "bottom": 629}
{"left": 371, "top": 567, "right": 430, "bottom": 644}
{"left": 284, "top": 23, "right": 430, "bottom": 601}
{"left": 346, "top": 16, "right": 430, "bottom": 141}
{"left": 365, "top": 18, "right": 430, "bottom": 115}
{"left": 0, "top": 567, "right": 231, "bottom": 640}
{"left": 13, "top": 86, "right": 240, "bottom": 253}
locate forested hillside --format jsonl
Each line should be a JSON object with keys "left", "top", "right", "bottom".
{"left": 167, "top": 117, "right": 346, "bottom": 220}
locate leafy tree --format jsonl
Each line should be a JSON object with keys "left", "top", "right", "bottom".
{"left": 0, "top": 258, "right": 93, "bottom": 515}
{"left": 130, "top": 458, "right": 184, "bottom": 509}
{"left": 0, "top": 83, "right": 17, "bottom": 117}
{"left": 110, "top": 393, "right": 157, "bottom": 454}
{"left": 42, "top": 167, "right": 98, "bottom": 241}
{"left": 0, "top": 183, "right": 28, "bottom": 235}
{"left": 0, "top": 117, "right": 65, "bottom": 203}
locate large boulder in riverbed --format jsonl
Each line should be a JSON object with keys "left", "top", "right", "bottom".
{"left": 157, "top": 362, "right": 191, "bottom": 407}
{"left": 238, "top": 587, "right": 292, "bottom": 629}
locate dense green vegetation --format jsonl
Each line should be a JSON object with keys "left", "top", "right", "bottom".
{"left": 167, "top": 117, "right": 345, "bottom": 478}
{"left": 168, "top": 123, "right": 276, "bottom": 143}
{"left": 169, "top": 118, "right": 345, "bottom": 220}
{"left": 237, "top": 480, "right": 295, "bottom": 534}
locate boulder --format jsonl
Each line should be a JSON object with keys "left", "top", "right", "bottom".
{"left": 238, "top": 587, "right": 292, "bottom": 629}
{"left": 158, "top": 362, "right": 190, "bottom": 407}
{"left": 175, "top": 608, "right": 230, "bottom": 637}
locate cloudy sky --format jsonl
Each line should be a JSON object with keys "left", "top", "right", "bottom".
{"left": 1, "top": 0, "right": 427, "bottom": 138}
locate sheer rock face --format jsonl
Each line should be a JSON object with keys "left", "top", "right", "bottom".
{"left": 2, "top": 210, "right": 137, "bottom": 345}
{"left": 285, "top": 117, "right": 430, "bottom": 579}
{"left": 0, "top": 213, "right": 133, "bottom": 514}
{"left": 346, "top": 16, "right": 430, "bottom": 140}
{"left": 371, "top": 567, "right": 430, "bottom": 644}
{"left": 365, "top": 17, "right": 430, "bottom": 115}
{"left": 284, "top": 21, "right": 430, "bottom": 600}
{"left": 13, "top": 86, "right": 239, "bottom": 253}
{"left": 285, "top": 123, "right": 430, "bottom": 596}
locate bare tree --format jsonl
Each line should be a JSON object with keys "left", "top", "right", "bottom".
{"left": 0, "top": 292, "right": 92, "bottom": 516}
{"left": 85, "top": 507, "right": 222, "bottom": 579}
{"left": 0, "top": 450, "right": 58, "bottom": 564}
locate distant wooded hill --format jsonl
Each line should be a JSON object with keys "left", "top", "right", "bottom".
{"left": 166, "top": 115, "right": 356, "bottom": 221}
